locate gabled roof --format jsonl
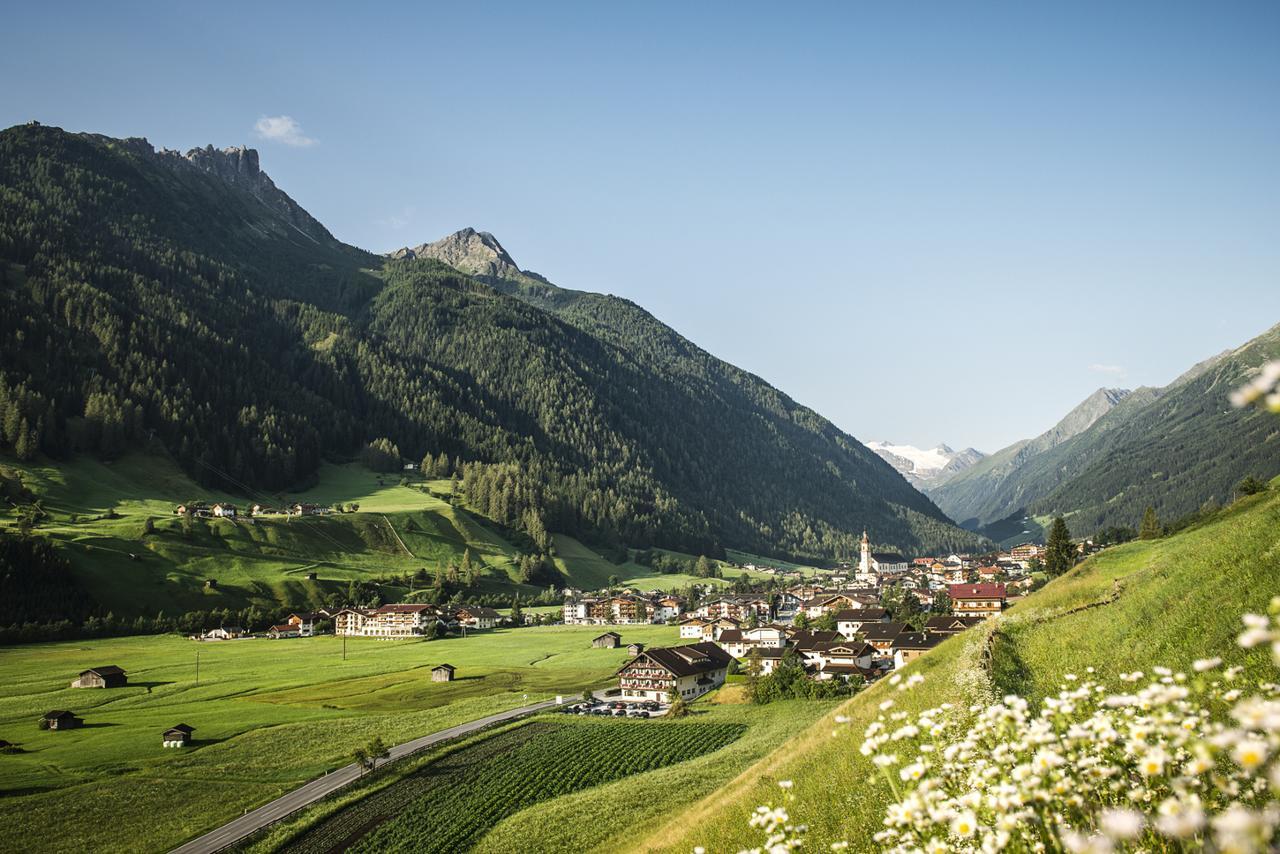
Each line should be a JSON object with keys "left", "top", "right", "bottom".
{"left": 617, "top": 642, "right": 734, "bottom": 678}
{"left": 923, "top": 615, "right": 986, "bottom": 632}
{"left": 716, "top": 629, "right": 744, "bottom": 643}
{"left": 860, "top": 622, "right": 908, "bottom": 641}
{"left": 593, "top": 631, "right": 621, "bottom": 640}
{"left": 164, "top": 723, "right": 195, "bottom": 735}
{"left": 81, "top": 665, "right": 125, "bottom": 677}
{"left": 894, "top": 632, "right": 946, "bottom": 651}
{"left": 376, "top": 603, "right": 437, "bottom": 614}
{"left": 432, "top": 663, "right": 456, "bottom": 671}
{"left": 948, "top": 583, "right": 1007, "bottom": 599}
{"left": 790, "top": 630, "right": 843, "bottom": 650}
{"left": 870, "top": 552, "right": 907, "bottom": 563}
{"left": 43, "top": 710, "right": 79, "bottom": 720}
{"left": 833, "top": 607, "right": 887, "bottom": 622}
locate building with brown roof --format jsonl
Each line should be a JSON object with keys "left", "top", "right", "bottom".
{"left": 616, "top": 642, "right": 735, "bottom": 704}
{"left": 948, "top": 583, "right": 1007, "bottom": 618}
{"left": 71, "top": 666, "right": 127, "bottom": 689}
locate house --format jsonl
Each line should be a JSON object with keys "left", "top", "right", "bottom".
{"left": 948, "top": 583, "right": 1007, "bottom": 618}
{"left": 210, "top": 503, "right": 237, "bottom": 518}
{"left": 432, "top": 664, "right": 455, "bottom": 682}
{"left": 592, "top": 631, "right": 621, "bottom": 649}
{"left": 716, "top": 629, "right": 749, "bottom": 657}
{"left": 335, "top": 604, "right": 442, "bottom": 638}
{"left": 250, "top": 504, "right": 279, "bottom": 517}
{"left": 741, "top": 625, "right": 787, "bottom": 648}
{"left": 616, "top": 642, "right": 735, "bottom": 703}
{"left": 288, "top": 503, "right": 328, "bottom": 517}
{"left": 774, "top": 591, "right": 804, "bottom": 620}
{"left": 286, "top": 612, "right": 319, "bottom": 637}
{"left": 653, "top": 597, "right": 685, "bottom": 622}
{"left": 695, "top": 596, "right": 771, "bottom": 622}
{"left": 626, "top": 642, "right": 646, "bottom": 655}
{"left": 678, "top": 617, "right": 710, "bottom": 639}
{"left": 834, "top": 608, "right": 888, "bottom": 638}
{"left": 808, "top": 642, "right": 877, "bottom": 680}
{"left": 924, "top": 615, "right": 987, "bottom": 635}
{"left": 745, "top": 646, "right": 787, "bottom": 675}
{"left": 41, "top": 711, "right": 82, "bottom": 731}
{"left": 162, "top": 724, "right": 194, "bottom": 747}
{"left": 893, "top": 632, "right": 946, "bottom": 668}
{"left": 860, "top": 622, "right": 908, "bottom": 655}
{"left": 267, "top": 623, "right": 300, "bottom": 639}
{"left": 454, "top": 606, "right": 500, "bottom": 630}
{"left": 70, "top": 665, "right": 127, "bottom": 689}
{"left": 202, "top": 626, "right": 245, "bottom": 640}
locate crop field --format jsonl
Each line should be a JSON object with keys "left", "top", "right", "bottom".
{"left": 0, "top": 623, "right": 677, "bottom": 853}
{"left": 273, "top": 718, "right": 746, "bottom": 853}
{"left": 637, "top": 485, "right": 1280, "bottom": 853}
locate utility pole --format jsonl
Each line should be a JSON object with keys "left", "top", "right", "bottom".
{"left": 195, "top": 648, "right": 200, "bottom": 686}
{"left": 342, "top": 632, "right": 347, "bottom": 661}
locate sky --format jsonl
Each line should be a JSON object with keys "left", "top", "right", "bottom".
{"left": 4, "top": 1, "right": 1279, "bottom": 452}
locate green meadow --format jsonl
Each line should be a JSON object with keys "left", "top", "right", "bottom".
{"left": 638, "top": 482, "right": 1280, "bottom": 853}
{"left": 0, "top": 623, "right": 677, "bottom": 853}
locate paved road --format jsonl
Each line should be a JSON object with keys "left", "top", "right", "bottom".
{"left": 170, "top": 698, "right": 559, "bottom": 854}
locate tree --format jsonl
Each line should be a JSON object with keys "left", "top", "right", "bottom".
{"left": 1044, "top": 517, "right": 1075, "bottom": 576}
{"left": 1237, "top": 476, "right": 1267, "bottom": 498}
{"left": 694, "top": 555, "right": 713, "bottom": 578}
{"left": 931, "top": 588, "right": 952, "bottom": 615}
{"left": 354, "top": 735, "right": 390, "bottom": 774}
{"left": 1139, "top": 506, "right": 1162, "bottom": 540}
{"left": 792, "top": 611, "right": 811, "bottom": 630}
{"left": 667, "top": 696, "right": 689, "bottom": 718}
{"left": 510, "top": 595, "right": 523, "bottom": 625}
{"left": 812, "top": 611, "right": 837, "bottom": 632}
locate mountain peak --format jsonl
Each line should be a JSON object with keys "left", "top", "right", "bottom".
{"left": 394, "top": 228, "right": 523, "bottom": 280}
{"left": 866, "top": 440, "right": 987, "bottom": 488}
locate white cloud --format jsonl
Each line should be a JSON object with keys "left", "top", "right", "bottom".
{"left": 377, "top": 206, "right": 417, "bottom": 230}
{"left": 1089, "top": 363, "right": 1126, "bottom": 376}
{"left": 254, "top": 115, "right": 317, "bottom": 147}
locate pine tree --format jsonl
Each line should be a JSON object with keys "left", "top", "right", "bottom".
{"left": 1139, "top": 506, "right": 1162, "bottom": 540}
{"left": 1044, "top": 516, "right": 1074, "bottom": 576}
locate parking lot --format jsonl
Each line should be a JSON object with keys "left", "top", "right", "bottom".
{"left": 558, "top": 698, "right": 668, "bottom": 718}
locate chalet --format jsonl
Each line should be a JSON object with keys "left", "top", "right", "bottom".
{"left": 893, "top": 632, "right": 946, "bottom": 668}
{"left": 834, "top": 608, "right": 888, "bottom": 638}
{"left": 202, "top": 626, "right": 245, "bottom": 640}
{"left": 948, "top": 583, "right": 1007, "bottom": 619}
{"left": 267, "top": 623, "right": 300, "bottom": 639}
{"left": 696, "top": 596, "right": 770, "bottom": 622}
{"left": 746, "top": 646, "right": 787, "bottom": 675}
{"left": 592, "top": 631, "right": 622, "bottom": 649}
{"left": 454, "top": 606, "right": 500, "bottom": 630}
{"left": 977, "top": 565, "right": 1002, "bottom": 580}
{"left": 250, "top": 504, "right": 279, "bottom": 517}
{"left": 789, "top": 629, "right": 844, "bottom": 653}
{"left": 773, "top": 591, "right": 804, "bottom": 619}
{"left": 860, "top": 622, "right": 908, "bottom": 655}
{"left": 808, "top": 642, "right": 876, "bottom": 680}
{"left": 943, "top": 565, "right": 968, "bottom": 584}
{"left": 162, "top": 724, "right": 194, "bottom": 747}
{"left": 335, "top": 604, "right": 442, "bottom": 638}
{"left": 706, "top": 617, "right": 741, "bottom": 641}
{"left": 912, "top": 557, "right": 936, "bottom": 567}
{"left": 71, "top": 665, "right": 127, "bottom": 689}
{"left": 432, "top": 664, "right": 455, "bottom": 682}
{"left": 923, "top": 615, "right": 987, "bottom": 635}
{"left": 653, "top": 597, "right": 685, "bottom": 622}
{"left": 288, "top": 503, "right": 328, "bottom": 517}
{"left": 616, "top": 642, "right": 734, "bottom": 703}
{"left": 286, "top": 612, "right": 319, "bottom": 636}
{"left": 715, "top": 629, "right": 749, "bottom": 658}
{"left": 41, "top": 711, "right": 82, "bottom": 730}
{"left": 678, "top": 617, "right": 710, "bottom": 639}
{"left": 210, "top": 503, "right": 237, "bottom": 518}
{"left": 802, "top": 592, "right": 875, "bottom": 618}
{"left": 741, "top": 625, "right": 787, "bottom": 648}
{"left": 174, "top": 503, "right": 208, "bottom": 516}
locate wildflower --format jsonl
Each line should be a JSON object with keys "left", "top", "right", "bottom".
{"left": 949, "top": 811, "right": 978, "bottom": 838}
{"left": 1194, "top": 657, "right": 1223, "bottom": 672}
{"left": 1232, "top": 738, "right": 1269, "bottom": 772}
{"left": 778, "top": 779, "right": 794, "bottom": 789}
{"left": 1098, "top": 809, "right": 1143, "bottom": 840}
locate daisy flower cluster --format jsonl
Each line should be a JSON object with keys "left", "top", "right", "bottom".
{"left": 1230, "top": 359, "right": 1280, "bottom": 413}
{"left": 731, "top": 604, "right": 1280, "bottom": 854}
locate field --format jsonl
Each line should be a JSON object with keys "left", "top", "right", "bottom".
{"left": 0, "top": 452, "right": 745, "bottom": 617}
{"left": 636, "top": 482, "right": 1280, "bottom": 852}
{"left": 0, "top": 623, "right": 677, "bottom": 853}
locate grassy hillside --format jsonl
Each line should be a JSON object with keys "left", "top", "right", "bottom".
{"left": 0, "top": 624, "right": 677, "bottom": 853}
{"left": 1, "top": 452, "right": 728, "bottom": 619}
{"left": 640, "top": 480, "right": 1280, "bottom": 852}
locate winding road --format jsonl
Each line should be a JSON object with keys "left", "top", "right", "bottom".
{"left": 170, "top": 697, "right": 558, "bottom": 854}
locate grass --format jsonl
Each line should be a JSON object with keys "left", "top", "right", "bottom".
{"left": 0, "top": 453, "right": 707, "bottom": 616}
{"left": 635, "top": 485, "right": 1280, "bottom": 852}
{"left": 0, "top": 623, "right": 677, "bottom": 853}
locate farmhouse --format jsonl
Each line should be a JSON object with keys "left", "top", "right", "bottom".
{"left": 834, "top": 607, "right": 888, "bottom": 638}
{"left": 210, "top": 503, "right": 237, "bottom": 518}
{"left": 893, "top": 632, "right": 946, "bottom": 668}
{"left": 267, "top": 623, "right": 300, "bottom": 639}
{"left": 678, "top": 617, "right": 710, "bottom": 639}
{"left": 41, "top": 711, "right": 82, "bottom": 730}
{"left": 860, "top": 622, "right": 908, "bottom": 655}
{"left": 949, "top": 583, "right": 1007, "bottom": 618}
{"left": 162, "top": 724, "right": 194, "bottom": 747}
{"left": 202, "top": 626, "right": 245, "bottom": 640}
{"left": 454, "top": 606, "right": 500, "bottom": 630}
{"left": 592, "top": 631, "right": 621, "bottom": 649}
{"left": 432, "top": 664, "right": 455, "bottom": 682}
{"left": 808, "top": 641, "right": 877, "bottom": 680}
{"left": 616, "top": 642, "right": 734, "bottom": 703}
{"left": 627, "top": 642, "right": 645, "bottom": 655}
{"left": 70, "top": 665, "right": 127, "bottom": 689}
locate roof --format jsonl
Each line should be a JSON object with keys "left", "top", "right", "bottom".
{"left": 948, "top": 583, "right": 1007, "bottom": 599}
{"left": 43, "top": 710, "right": 79, "bottom": 720}
{"left": 833, "top": 608, "right": 887, "bottom": 622}
{"left": 458, "top": 606, "right": 501, "bottom": 618}
{"left": 790, "top": 630, "right": 843, "bottom": 650}
{"left": 432, "top": 663, "right": 456, "bottom": 671}
{"left": 894, "top": 632, "right": 946, "bottom": 651}
{"left": 164, "top": 723, "right": 195, "bottom": 735}
{"left": 376, "top": 604, "right": 436, "bottom": 614}
{"left": 594, "top": 631, "right": 621, "bottom": 639}
{"left": 860, "top": 622, "right": 908, "bottom": 641}
{"left": 81, "top": 665, "right": 125, "bottom": 677}
{"left": 871, "top": 552, "right": 907, "bottom": 563}
{"left": 924, "top": 616, "right": 986, "bottom": 632}
{"left": 617, "top": 642, "right": 734, "bottom": 678}
{"left": 716, "top": 629, "right": 744, "bottom": 643}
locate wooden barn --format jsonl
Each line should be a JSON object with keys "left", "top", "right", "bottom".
{"left": 71, "top": 665, "right": 127, "bottom": 689}
{"left": 592, "top": 631, "right": 621, "bottom": 649}
{"left": 627, "top": 642, "right": 645, "bottom": 655}
{"left": 162, "top": 724, "right": 194, "bottom": 747}
{"left": 431, "top": 664, "right": 455, "bottom": 682}
{"left": 41, "top": 711, "right": 83, "bottom": 731}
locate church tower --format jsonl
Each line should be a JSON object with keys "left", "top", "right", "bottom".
{"left": 856, "top": 530, "right": 875, "bottom": 585}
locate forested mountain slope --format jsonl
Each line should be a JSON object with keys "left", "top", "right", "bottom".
{"left": 0, "top": 124, "right": 982, "bottom": 559}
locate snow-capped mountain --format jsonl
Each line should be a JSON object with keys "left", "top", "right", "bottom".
{"left": 866, "top": 441, "right": 987, "bottom": 489}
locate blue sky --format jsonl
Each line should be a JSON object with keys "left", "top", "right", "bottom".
{"left": 4, "top": 1, "right": 1278, "bottom": 451}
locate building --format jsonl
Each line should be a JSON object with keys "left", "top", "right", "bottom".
{"left": 210, "top": 503, "right": 237, "bottom": 518}
{"left": 893, "top": 632, "right": 946, "bottom": 668}
{"left": 627, "top": 642, "right": 645, "bottom": 655}
{"left": 696, "top": 596, "right": 770, "bottom": 622}
{"left": 1009, "top": 543, "right": 1043, "bottom": 566}
{"left": 202, "top": 626, "right": 245, "bottom": 640}
{"left": 923, "top": 615, "right": 987, "bottom": 635}
{"left": 592, "top": 631, "right": 621, "bottom": 649}
{"left": 855, "top": 530, "right": 877, "bottom": 586}
{"left": 616, "top": 642, "right": 734, "bottom": 703}
{"left": 286, "top": 612, "right": 320, "bottom": 636}
{"left": 162, "top": 724, "right": 194, "bottom": 747}
{"left": 335, "top": 604, "right": 442, "bottom": 638}
{"left": 860, "top": 622, "right": 908, "bottom": 655}
{"left": 808, "top": 641, "right": 877, "bottom": 680}
{"left": 834, "top": 608, "right": 888, "bottom": 638}
{"left": 71, "top": 665, "right": 127, "bottom": 689}
{"left": 41, "top": 711, "right": 83, "bottom": 730}
{"left": 948, "top": 583, "right": 1007, "bottom": 618}
{"left": 267, "top": 623, "right": 300, "bottom": 639}
{"left": 653, "top": 597, "right": 685, "bottom": 622}
{"left": 454, "top": 606, "right": 500, "bottom": 630}
{"left": 678, "top": 617, "right": 710, "bottom": 639}
{"left": 432, "top": 664, "right": 456, "bottom": 682}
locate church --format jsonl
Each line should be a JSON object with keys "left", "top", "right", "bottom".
{"left": 854, "top": 531, "right": 909, "bottom": 586}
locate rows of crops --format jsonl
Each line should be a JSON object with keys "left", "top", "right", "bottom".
{"left": 280, "top": 718, "right": 747, "bottom": 854}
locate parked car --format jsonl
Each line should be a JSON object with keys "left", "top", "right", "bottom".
{"left": 628, "top": 709, "right": 649, "bottom": 719}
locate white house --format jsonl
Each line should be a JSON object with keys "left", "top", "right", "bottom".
{"left": 616, "top": 643, "right": 735, "bottom": 704}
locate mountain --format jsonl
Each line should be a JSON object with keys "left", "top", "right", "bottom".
{"left": 927, "top": 387, "right": 1135, "bottom": 527}
{"left": 930, "top": 327, "right": 1280, "bottom": 538}
{"left": 0, "top": 123, "right": 985, "bottom": 562}
{"left": 865, "top": 441, "right": 985, "bottom": 488}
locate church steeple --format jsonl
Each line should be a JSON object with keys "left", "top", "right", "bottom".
{"left": 857, "top": 530, "right": 874, "bottom": 584}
